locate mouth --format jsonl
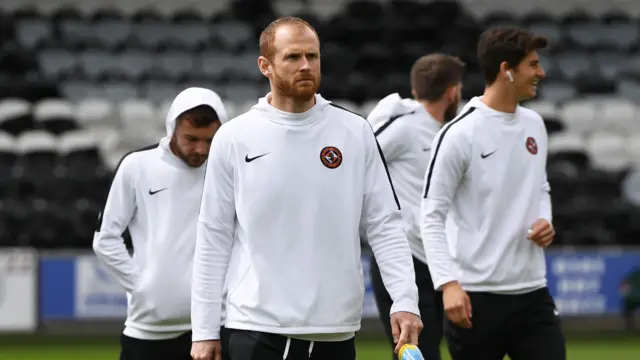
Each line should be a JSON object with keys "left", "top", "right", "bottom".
{"left": 531, "top": 79, "right": 539, "bottom": 91}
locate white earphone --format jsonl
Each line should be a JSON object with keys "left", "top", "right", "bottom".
{"left": 506, "top": 71, "right": 514, "bottom": 83}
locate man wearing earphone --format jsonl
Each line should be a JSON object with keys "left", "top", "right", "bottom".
{"left": 420, "top": 27, "right": 567, "bottom": 360}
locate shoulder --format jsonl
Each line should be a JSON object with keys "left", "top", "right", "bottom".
{"left": 517, "top": 106, "right": 545, "bottom": 124}
{"left": 437, "top": 106, "right": 478, "bottom": 141}
{"left": 327, "top": 103, "right": 375, "bottom": 135}
{"left": 114, "top": 143, "right": 159, "bottom": 174}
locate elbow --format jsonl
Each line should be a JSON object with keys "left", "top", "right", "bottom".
{"left": 92, "top": 232, "right": 107, "bottom": 256}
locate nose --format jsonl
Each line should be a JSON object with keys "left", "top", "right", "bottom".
{"left": 299, "top": 57, "right": 311, "bottom": 71}
{"left": 538, "top": 67, "right": 546, "bottom": 79}
{"left": 194, "top": 141, "right": 210, "bottom": 155}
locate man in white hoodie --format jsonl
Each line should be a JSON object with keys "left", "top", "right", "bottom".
{"left": 421, "top": 28, "right": 565, "bottom": 360}
{"left": 191, "top": 16, "right": 422, "bottom": 360}
{"left": 93, "top": 87, "right": 228, "bottom": 360}
{"left": 367, "top": 54, "right": 465, "bottom": 360}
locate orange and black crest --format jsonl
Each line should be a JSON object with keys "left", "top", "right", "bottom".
{"left": 320, "top": 146, "right": 342, "bottom": 169}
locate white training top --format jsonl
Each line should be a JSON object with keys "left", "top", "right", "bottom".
{"left": 367, "top": 93, "right": 442, "bottom": 265}
{"left": 421, "top": 96, "right": 552, "bottom": 294}
{"left": 191, "top": 93, "right": 420, "bottom": 342}
{"left": 92, "top": 87, "right": 228, "bottom": 340}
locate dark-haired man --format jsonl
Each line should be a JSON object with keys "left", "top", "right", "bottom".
{"left": 93, "top": 87, "right": 228, "bottom": 360}
{"left": 368, "top": 53, "right": 465, "bottom": 360}
{"left": 421, "top": 28, "right": 566, "bottom": 360}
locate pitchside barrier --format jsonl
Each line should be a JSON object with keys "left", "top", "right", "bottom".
{"left": 0, "top": 247, "right": 638, "bottom": 334}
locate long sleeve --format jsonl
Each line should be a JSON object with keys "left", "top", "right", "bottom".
{"left": 420, "top": 128, "right": 470, "bottom": 290}
{"left": 361, "top": 125, "right": 420, "bottom": 317}
{"left": 191, "top": 128, "right": 236, "bottom": 342}
{"left": 92, "top": 156, "right": 139, "bottom": 293}
{"left": 539, "top": 176, "right": 552, "bottom": 223}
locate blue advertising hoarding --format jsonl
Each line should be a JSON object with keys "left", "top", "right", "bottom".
{"left": 38, "top": 251, "right": 640, "bottom": 320}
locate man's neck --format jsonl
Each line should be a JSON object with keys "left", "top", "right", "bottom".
{"left": 481, "top": 85, "right": 518, "bottom": 113}
{"left": 418, "top": 100, "right": 445, "bottom": 125}
{"left": 268, "top": 90, "right": 315, "bottom": 113}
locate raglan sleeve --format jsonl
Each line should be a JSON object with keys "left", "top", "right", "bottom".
{"left": 360, "top": 123, "right": 420, "bottom": 317}
{"left": 191, "top": 126, "right": 236, "bottom": 342}
{"left": 420, "top": 126, "right": 470, "bottom": 290}
{"left": 374, "top": 118, "right": 408, "bottom": 162}
{"left": 92, "top": 155, "right": 140, "bottom": 294}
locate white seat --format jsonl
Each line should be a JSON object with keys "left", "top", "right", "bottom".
{"left": 559, "top": 99, "right": 598, "bottom": 136}
{"left": 586, "top": 132, "right": 629, "bottom": 171}
{"left": 0, "top": 131, "right": 16, "bottom": 153}
{"left": 599, "top": 99, "right": 637, "bottom": 134}
{"left": 622, "top": 168, "right": 640, "bottom": 206}
{"left": 32, "top": 98, "right": 74, "bottom": 122}
{"left": 523, "top": 100, "right": 558, "bottom": 119}
{"left": 548, "top": 132, "right": 586, "bottom": 154}
{"left": 75, "top": 98, "right": 117, "bottom": 129}
{"left": 16, "top": 130, "right": 57, "bottom": 154}
{"left": 57, "top": 129, "right": 100, "bottom": 156}
{"left": 625, "top": 134, "right": 640, "bottom": 168}
{"left": 0, "top": 98, "right": 31, "bottom": 128}
{"left": 119, "top": 99, "right": 157, "bottom": 129}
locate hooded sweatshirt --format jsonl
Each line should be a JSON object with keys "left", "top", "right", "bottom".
{"left": 421, "top": 96, "right": 552, "bottom": 293}
{"left": 191, "top": 93, "right": 420, "bottom": 344}
{"left": 93, "top": 87, "right": 228, "bottom": 340}
{"left": 367, "top": 93, "right": 442, "bottom": 265}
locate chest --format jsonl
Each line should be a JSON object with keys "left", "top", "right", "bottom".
{"left": 468, "top": 125, "right": 546, "bottom": 186}
{"left": 235, "top": 124, "right": 366, "bottom": 195}
{"left": 136, "top": 165, "right": 204, "bottom": 207}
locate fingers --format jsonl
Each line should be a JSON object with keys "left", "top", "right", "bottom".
{"left": 527, "top": 223, "right": 548, "bottom": 239}
{"left": 214, "top": 348, "right": 222, "bottom": 360}
{"left": 446, "top": 300, "right": 472, "bottom": 328}
{"left": 391, "top": 316, "right": 400, "bottom": 345}
{"left": 394, "top": 321, "right": 411, "bottom": 353}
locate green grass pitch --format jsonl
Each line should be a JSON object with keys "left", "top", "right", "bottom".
{"left": 0, "top": 338, "right": 638, "bottom": 360}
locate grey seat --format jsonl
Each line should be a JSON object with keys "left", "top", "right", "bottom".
{"left": 93, "top": 20, "right": 132, "bottom": 49}
{"left": 622, "top": 55, "right": 640, "bottom": 77}
{"left": 61, "top": 81, "right": 107, "bottom": 101}
{"left": 14, "top": 19, "right": 52, "bottom": 50}
{"left": 229, "top": 52, "right": 261, "bottom": 82}
{"left": 80, "top": 51, "right": 119, "bottom": 80}
{"left": 200, "top": 51, "right": 236, "bottom": 80}
{"left": 617, "top": 80, "right": 640, "bottom": 100}
{"left": 59, "top": 20, "right": 94, "bottom": 48}
{"left": 599, "top": 24, "right": 638, "bottom": 52}
{"left": 212, "top": 21, "right": 253, "bottom": 51}
{"left": 141, "top": 81, "right": 180, "bottom": 103}
{"left": 160, "top": 51, "right": 197, "bottom": 80}
{"left": 538, "top": 81, "right": 577, "bottom": 103}
{"left": 117, "top": 51, "right": 156, "bottom": 81}
{"left": 222, "top": 84, "right": 260, "bottom": 103}
{"left": 594, "top": 52, "right": 627, "bottom": 81}
{"left": 102, "top": 82, "right": 139, "bottom": 102}
{"left": 165, "top": 24, "right": 212, "bottom": 50}
{"left": 38, "top": 50, "right": 79, "bottom": 80}
{"left": 555, "top": 52, "right": 592, "bottom": 81}
{"left": 131, "top": 23, "right": 172, "bottom": 50}
{"left": 566, "top": 24, "right": 603, "bottom": 50}
{"left": 528, "top": 23, "right": 563, "bottom": 48}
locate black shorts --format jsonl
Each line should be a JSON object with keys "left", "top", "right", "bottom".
{"left": 119, "top": 331, "right": 192, "bottom": 360}
{"left": 225, "top": 328, "right": 356, "bottom": 360}
{"left": 370, "top": 255, "right": 444, "bottom": 360}
{"left": 445, "top": 287, "right": 566, "bottom": 360}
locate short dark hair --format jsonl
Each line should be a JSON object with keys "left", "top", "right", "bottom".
{"left": 177, "top": 105, "right": 219, "bottom": 128}
{"left": 477, "top": 27, "right": 548, "bottom": 85}
{"left": 259, "top": 16, "right": 319, "bottom": 61}
{"left": 411, "top": 54, "right": 465, "bottom": 102}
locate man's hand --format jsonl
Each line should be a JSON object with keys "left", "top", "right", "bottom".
{"left": 191, "top": 340, "right": 221, "bottom": 360}
{"left": 390, "top": 311, "right": 423, "bottom": 354}
{"left": 442, "top": 281, "right": 472, "bottom": 329}
{"left": 528, "top": 219, "right": 555, "bottom": 248}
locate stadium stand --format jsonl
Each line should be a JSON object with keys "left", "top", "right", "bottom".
{"left": 1, "top": 0, "right": 640, "bottom": 248}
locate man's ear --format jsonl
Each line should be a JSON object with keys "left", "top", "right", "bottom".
{"left": 411, "top": 89, "right": 417, "bottom": 99}
{"left": 258, "top": 56, "right": 272, "bottom": 77}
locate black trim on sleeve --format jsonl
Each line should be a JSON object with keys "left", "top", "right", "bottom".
{"left": 422, "top": 107, "right": 476, "bottom": 199}
{"left": 373, "top": 111, "right": 416, "bottom": 137}
{"left": 95, "top": 143, "right": 159, "bottom": 231}
{"left": 330, "top": 103, "right": 401, "bottom": 210}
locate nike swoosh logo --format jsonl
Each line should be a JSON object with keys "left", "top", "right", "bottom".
{"left": 245, "top": 153, "right": 269, "bottom": 163}
{"left": 148, "top": 188, "right": 168, "bottom": 195}
{"left": 481, "top": 150, "right": 496, "bottom": 159}
{"left": 423, "top": 147, "right": 431, "bottom": 152}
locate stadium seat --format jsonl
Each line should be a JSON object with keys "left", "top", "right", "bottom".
{"left": 0, "top": 131, "right": 18, "bottom": 198}
{"left": 598, "top": 99, "right": 637, "bottom": 134}
{"left": 559, "top": 99, "right": 598, "bottom": 135}
{"left": 0, "top": 98, "right": 34, "bottom": 135}
{"left": 625, "top": 134, "right": 640, "bottom": 168}
{"left": 548, "top": 132, "right": 590, "bottom": 171}
{"left": 15, "top": 130, "right": 60, "bottom": 199}
{"left": 32, "top": 98, "right": 79, "bottom": 134}
{"left": 586, "top": 132, "right": 630, "bottom": 172}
